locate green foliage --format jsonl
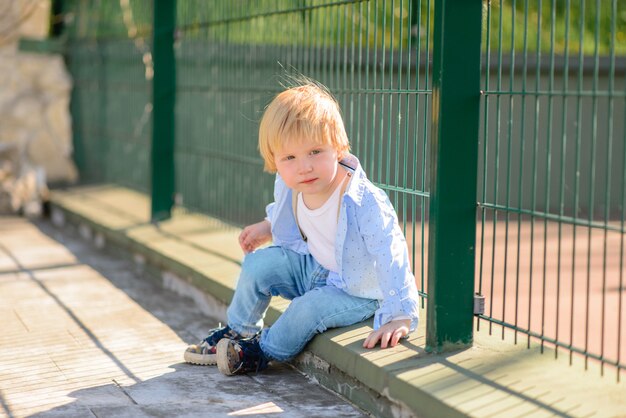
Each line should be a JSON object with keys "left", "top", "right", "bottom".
{"left": 64, "top": 0, "right": 152, "bottom": 39}
{"left": 486, "top": 0, "right": 626, "bottom": 56}
{"left": 175, "top": 0, "right": 433, "bottom": 55}
{"left": 63, "top": 0, "right": 625, "bottom": 55}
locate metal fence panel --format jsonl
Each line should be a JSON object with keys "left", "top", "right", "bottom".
{"left": 174, "top": 0, "right": 434, "bottom": 299}
{"left": 66, "top": 0, "right": 153, "bottom": 194}
{"left": 476, "top": 0, "right": 626, "bottom": 379}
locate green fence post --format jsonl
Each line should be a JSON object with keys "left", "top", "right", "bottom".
{"left": 151, "top": 0, "right": 176, "bottom": 222}
{"left": 49, "top": 0, "right": 64, "bottom": 37}
{"left": 426, "top": 0, "right": 483, "bottom": 352}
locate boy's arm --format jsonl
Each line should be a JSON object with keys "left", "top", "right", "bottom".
{"left": 357, "top": 191, "right": 420, "bottom": 343}
{"left": 239, "top": 219, "right": 272, "bottom": 253}
{"left": 238, "top": 174, "right": 283, "bottom": 254}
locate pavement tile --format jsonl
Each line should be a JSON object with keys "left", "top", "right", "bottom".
{"left": 0, "top": 217, "right": 365, "bottom": 418}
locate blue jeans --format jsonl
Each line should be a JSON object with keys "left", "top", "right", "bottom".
{"left": 226, "top": 246, "right": 379, "bottom": 361}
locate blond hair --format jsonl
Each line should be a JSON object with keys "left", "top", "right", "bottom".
{"left": 258, "top": 82, "right": 350, "bottom": 173}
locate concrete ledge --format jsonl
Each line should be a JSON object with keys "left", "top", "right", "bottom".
{"left": 49, "top": 185, "right": 626, "bottom": 418}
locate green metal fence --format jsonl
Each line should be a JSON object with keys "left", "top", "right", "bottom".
{"left": 174, "top": 1, "right": 435, "bottom": 235}
{"left": 60, "top": 0, "right": 625, "bottom": 378}
{"left": 172, "top": 1, "right": 445, "bottom": 332}
{"left": 65, "top": 0, "right": 153, "bottom": 194}
{"left": 477, "top": 0, "right": 626, "bottom": 380}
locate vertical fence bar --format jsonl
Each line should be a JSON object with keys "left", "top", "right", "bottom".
{"left": 151, "top": 0, "right": 176, "bottom": 221}
{"left": 421, "top": 0, "right": 431, "bottom": 306}
{"left": 426, "top": 0, "right": 482, "bottom": 352}
{"left": 49, "top": 0, "right": 64, "bottom": 37}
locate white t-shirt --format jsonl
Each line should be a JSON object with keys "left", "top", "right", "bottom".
{"left": 296, "top": 183, "right": 344, "bottom": 273}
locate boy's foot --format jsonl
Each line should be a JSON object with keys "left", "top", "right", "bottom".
{"left": 216, "top": 335, "right": 269, "bottom": 376}
{"left": 184, "top": 325, "right": 241, "bottom": 365}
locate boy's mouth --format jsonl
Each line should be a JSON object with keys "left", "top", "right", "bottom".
{"left": 301, "top": 178, "right": 317, "bottom": 184}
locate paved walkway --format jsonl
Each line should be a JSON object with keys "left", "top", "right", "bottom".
{"left": 0, "top": 216, "right": 366, "bottom": 418}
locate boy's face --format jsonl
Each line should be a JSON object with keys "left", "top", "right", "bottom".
{"left": 274, "top": 136, "right": 343, "bottom": 202}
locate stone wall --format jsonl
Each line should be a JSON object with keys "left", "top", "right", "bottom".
{"left": 0, "top": 0, "right": 77, "bottom": 216}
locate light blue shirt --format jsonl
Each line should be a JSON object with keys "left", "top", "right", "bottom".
{"left": 265, "top": 154, "right": 420, "bottom": 331}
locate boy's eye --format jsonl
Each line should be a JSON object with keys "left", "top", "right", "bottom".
{"left": 310, "top": 149, "right": 321, "bottom": 155}
{"left": 284, "top": 155, "right": 295, "bottom": 161}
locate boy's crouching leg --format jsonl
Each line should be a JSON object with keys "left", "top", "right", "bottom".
{"left": 259, "top": 286, "right": 379, "bottom": 361}
{"left": 227, "top": 246, "right": 305, "bottom": 336}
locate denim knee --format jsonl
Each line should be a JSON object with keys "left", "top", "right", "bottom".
{"left": 237, "top": 248, "right": 280, "bottom": 293}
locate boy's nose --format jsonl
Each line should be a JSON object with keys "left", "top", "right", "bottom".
{"left": 298, "top": 161, "right": 313, "bottom": 174}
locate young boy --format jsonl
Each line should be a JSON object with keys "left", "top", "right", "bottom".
{"left": 184, "top": 82, "right": 420, "bottom": 376}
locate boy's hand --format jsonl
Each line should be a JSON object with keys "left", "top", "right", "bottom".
{"left": 239, "top": 220, "right": 272, "bottom": 254}
{"left": 362, "top": 319, "right": 411, "bottom": 349}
